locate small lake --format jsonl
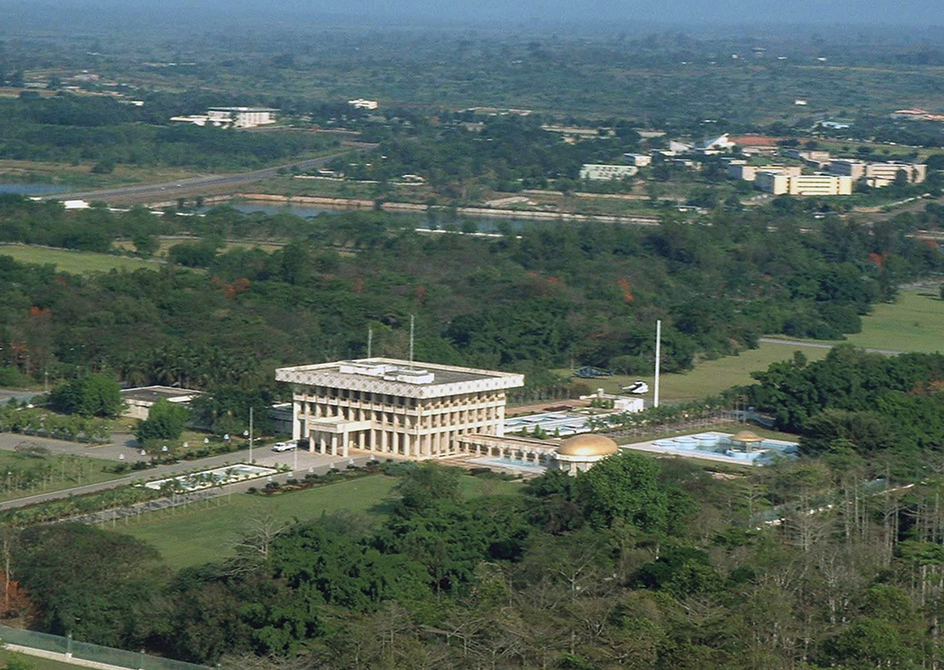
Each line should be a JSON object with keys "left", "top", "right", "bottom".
{"left": 0, "top": 182, "right": 72, "bottom": 195}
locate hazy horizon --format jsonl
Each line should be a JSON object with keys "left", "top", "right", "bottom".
{"left": 1, "top": 0, "right": 942, "bottom": 35}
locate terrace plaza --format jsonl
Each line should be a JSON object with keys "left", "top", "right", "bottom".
{"left": 276, "top": 358, "right": 525, "bottom": 459}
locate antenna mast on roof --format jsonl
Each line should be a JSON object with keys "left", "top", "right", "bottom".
{"left": 409, "top": 315, "right": 415, "bottom": 369}
{"left": 367, "top": 327, "right": 373, "bottom": 359}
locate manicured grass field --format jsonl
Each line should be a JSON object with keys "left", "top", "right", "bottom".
{"left": 122, "top": 473, "right": 518, "bottom": 570}
{"left": 835, "top": 289, "right": 944, "bottom": 354}
{"left": 0, "top": 245, "right": 161, "bottom": 274}
{"left": 557, "top": 342, "right": 829, "bottom": 403}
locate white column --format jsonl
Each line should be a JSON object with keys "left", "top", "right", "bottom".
{"left": 330, "top": 433, "right": 338, "bottom": 456}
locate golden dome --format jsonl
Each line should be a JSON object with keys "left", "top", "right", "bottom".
{"left": 731, "top": 430, "right": 764, "bottom": 443}
{"left": 557, "top": 434, "right": 619, "bottom": 458}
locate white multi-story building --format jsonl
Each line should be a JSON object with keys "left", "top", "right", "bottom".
{"left": 829, "top": 161, "right": 927, "bottom": 187}
{"left": 727, "top": 163, "right": 802, "bottom": 182}
{"left": 348, "top": 99, "right": 379, "bottom": 110}
{"left": 579, "top": 164, "right": 638, "bottom": 180}
{"left": 276, "top": 358, "right": 524, "bottom": 459}
{"left": 756, "top": 172, "right": 853, "bottom": 196}
{"left": 170, "top": 107, "right": 277, "bottom": 129}
{"left": 623, "top": 153, "right": 653, "bottom": 167}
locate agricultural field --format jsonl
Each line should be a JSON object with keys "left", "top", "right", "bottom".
{"left": 123, "top": 473, "right": 519, "bottom": 569}
{"left": 0, "top": 245, "right": 161, "bottom": 274}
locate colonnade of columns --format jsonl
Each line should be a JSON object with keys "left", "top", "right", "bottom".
{"left": 293, "top": 388, "right": 509, "bottom": 459}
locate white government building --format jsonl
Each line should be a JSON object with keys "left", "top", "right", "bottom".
{"left": 276, "top": 358, "right": 524, "bottom": 459}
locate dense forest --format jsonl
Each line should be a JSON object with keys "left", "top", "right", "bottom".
{"left": 1, "top": 195, "right": 941, "bottom": 395}
{"left": 9, "top": 436, "right": 944, "bottom": 670}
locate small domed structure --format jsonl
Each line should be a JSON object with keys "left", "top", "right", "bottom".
{"left": 555, "top": 434, "right": 619, "bottom": 475}
{"left": 730, "top": 430, "right": 764, "bottom": 453}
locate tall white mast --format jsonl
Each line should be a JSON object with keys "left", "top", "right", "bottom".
{"left": 367, "top": 326, "right": 373, "bottom": 359}
{"left": 654, "top": 319, "right": 661, "bottom": 408}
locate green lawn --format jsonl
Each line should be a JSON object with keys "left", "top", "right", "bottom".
{"left": 122, "top": 473, "right": 520, "bottom": 570}
{"left": 0, "top": 449, "right": 122, "bottom": 503}
{"left": 560, "top": 342, "right": 829, "bottom": 403}
{"left": 0, "top": 650, "right": 90, "bottom": 670}
{"left": 833, "top": 289, "right": 944, "bottom": 354}
{"left": 0, "top": 245, "right": 161, "bottom": 274}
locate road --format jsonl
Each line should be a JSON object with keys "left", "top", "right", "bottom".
{"left": 54, "top": 146, "right": 368, "bottom": 206}
{"left": 758, "top": 337, "right": 903, "bottom": 355}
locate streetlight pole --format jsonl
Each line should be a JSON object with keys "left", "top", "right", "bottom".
{"left": 248, "top": 406, "right": 253, "bottom": 464}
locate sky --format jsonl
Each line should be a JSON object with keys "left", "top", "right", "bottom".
{"left": 1, "top": 0, "right": 941, "bottom": 32}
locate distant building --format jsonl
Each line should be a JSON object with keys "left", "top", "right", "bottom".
{"left": 667, "top": 140, "right": 694, "bottom": 154}
{"left": 623, "top": 153, "right": 653, "bottom": 167}
{"left": 829, "top": 161, "right": 927, "bottom": 187}
{"left": 170, "top": 107, "right": 277, "bottom": 129}
{"left": 348, "top": 99, "right": 379, "bottom": 110}
{"left": 728, "top": 135, "right": 783, "bottom": 155}
{"left": 727, "top": 163, "right": 801, "bottom": 182}
{"left": 579, "top": 164, "right": 638, "bottom": 180}
{"left": 120, "top": 386, "right": 203, "bottom": 420}
{"left": 783, "top": 148, "right": 832, "bottom": 167}
{"left": 795, "top": 99, "right": 808, "bottom": 106}
{"left": 698, "top": 133, "right": 736, "bottom": 153}
{"left": 756, "top": 172, "right": 853, "bottom": 196}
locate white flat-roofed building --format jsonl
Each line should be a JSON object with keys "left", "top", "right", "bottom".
{"left": 756, "top": 172, "right": 853, "bottom": 196}
{"left": 120, "top": 385, "right": 203, "bottom": 420}
{"left": 623, "top": 153, "right": 653, "bottom": 167}
{"left": 276, "top": 358, "right": 524, "bottom": 459}
{"left": 207, "top": 107, "right": 277, "bottom": 128}
{"left": 172, "top": 107, "right": 277, "bottom": 129}
{"left": 579, "top": 164, "right": 638, "bottom": 180}
{"left": 829, "top": 160, "right": 927, "bottom": 187}
{"left": 728, "top": 163, "right": 802, "bottom": 181}
{"left": 348, "top": 99, "right": 379, "bottom": 110}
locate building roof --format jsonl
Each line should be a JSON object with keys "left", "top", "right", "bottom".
{"left": 275, "top": 358, "right": 524, "bottom": 400}
{"left": 728, "top": 135, "right": 783, "bottom": 147}
{"left": 731, "top": 430, "right": 764, "bottom": 443}
{"left": 120, "top": 385, "right": 203, "bottom": 404}
{"left": 557, "top": 434, "right": 619, "bottom": 457}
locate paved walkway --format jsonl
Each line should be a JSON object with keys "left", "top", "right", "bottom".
{"left": 758, "top": 337, "right": 903, "bottom": 355}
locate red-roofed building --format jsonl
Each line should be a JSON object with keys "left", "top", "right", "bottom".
{"left": 728, "top": 135, "right": 785, "bottom": 155}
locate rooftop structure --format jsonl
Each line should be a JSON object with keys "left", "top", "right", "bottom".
{"left": 120, "top": 385, "right": 203, "bottom": 420}
{"left": 348, "top": 99, "right": 378, "bottom": 110}
{"left": 276, "top": 358, "right": 524, "bottom": 459}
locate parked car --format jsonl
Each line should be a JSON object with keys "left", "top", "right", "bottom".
{"left": 271, "top": 441, "right": 296, "bottom": 452}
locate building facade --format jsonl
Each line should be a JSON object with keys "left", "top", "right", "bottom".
{"left": 756, "top": 172, "right": 853, "bottom": 196}
{"left": 829, "top": 161, "right": 927, "bottom": 187}
{"left": 579, "top": 164, "right": 638, "bottom": 180}
{"left": 276, "top": 359, "right": 524, "bottom": 459}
